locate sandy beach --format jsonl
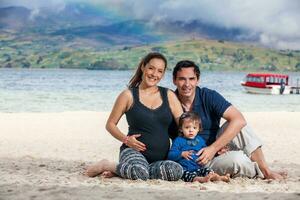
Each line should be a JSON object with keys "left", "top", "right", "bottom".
{"left": 0, "top": 111, "right": 300, "bottom": 200}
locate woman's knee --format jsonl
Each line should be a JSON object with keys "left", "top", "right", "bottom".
{"left": 130, "top": 165, "right": 149, "bottom": 180}
{"left": 116, "top": 162, "right": 149, "bottom": 180}
{"left": 149, "top": 161, "right": 183, "bottom": 181}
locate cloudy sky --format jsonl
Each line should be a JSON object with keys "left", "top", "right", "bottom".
{"left": 1, "top": 0, "right": 300, "bottom": 50}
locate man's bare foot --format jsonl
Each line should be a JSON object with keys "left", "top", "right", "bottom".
{"left": 279, "top": 171, "right": 288, "bottom": 178}
{"left": 264, "top": 170, "right": 287, "bottom": 180}
{"left": 85, "top": 159, "right": 114, "bottom": 177}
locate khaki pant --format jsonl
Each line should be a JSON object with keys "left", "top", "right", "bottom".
{"left": 206, "top": 122, "right": 264, "bottom": 178}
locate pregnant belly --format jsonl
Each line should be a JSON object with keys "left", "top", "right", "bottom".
{"left": 138, "top": 133, "right": 170, "bottom": 163}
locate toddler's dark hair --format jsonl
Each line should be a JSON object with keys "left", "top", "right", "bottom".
{"left": 178, "top": 111, "right": 203, "bottom": 135}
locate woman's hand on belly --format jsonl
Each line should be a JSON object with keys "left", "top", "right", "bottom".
{"left": 127, "top": 134, "right": 147, "bottom": 152}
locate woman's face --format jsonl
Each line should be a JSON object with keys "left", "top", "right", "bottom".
{"left": 141, "top": 58, "right": 166, "bottom": 87}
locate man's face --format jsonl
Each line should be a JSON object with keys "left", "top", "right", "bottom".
{"left": 173, "top": 67, "right": 199, "bottom": 98}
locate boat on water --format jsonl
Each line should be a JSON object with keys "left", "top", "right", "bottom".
{"left": 241, "top": 73, "right": 291, "bottom": 94}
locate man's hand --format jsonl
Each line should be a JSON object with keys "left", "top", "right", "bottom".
{"left": 196, "top": 146, "right": 217, "bottom": 165}
{"left": 181, "top": 150, "right": 193, "bottom": 160}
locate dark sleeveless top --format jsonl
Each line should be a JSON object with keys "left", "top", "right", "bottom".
{"left": 120, "top": 86, "right": 174, "bottom": 163}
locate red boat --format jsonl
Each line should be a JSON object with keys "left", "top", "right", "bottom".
{"left": 241, "top": 73, "right": 291, "bottom": 94}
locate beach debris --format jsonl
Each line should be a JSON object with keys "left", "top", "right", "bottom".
{"left": 199, "top": 186, "right": 207, "bottom": 190}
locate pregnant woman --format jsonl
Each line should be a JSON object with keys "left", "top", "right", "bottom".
{"left": 86, "top": 52, "right": 183, "bottom": 181}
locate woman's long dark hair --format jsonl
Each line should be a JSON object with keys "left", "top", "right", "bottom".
{"left": 128, "top": 52, "right": 167, "bottom": 88}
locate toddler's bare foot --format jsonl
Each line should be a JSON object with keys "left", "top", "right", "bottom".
{"left": 192, "top": 173, "right": 230, "bottom": 183}
{"left": 193, "top": 176, "right": 211, "bottom": 183}
{"left": 207, "top": 173, "right": 230, "bottom": 183}
{"left": 85, "top": 159, "right": 112, "bottom": 177}
{"left": 219, "top": 173, "right": 230, "bottom": 182}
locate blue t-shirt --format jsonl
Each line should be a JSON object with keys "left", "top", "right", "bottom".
{"left": 175, "top": 87, "right": 231, "bottom": 145}
{"left": 168, "top": 135, "right": 206, "bottom": 171}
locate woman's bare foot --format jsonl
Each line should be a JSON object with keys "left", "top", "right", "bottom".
{"left": 85, "top": 159, "right": 116, "bottom": 177}
{"left": 101, "top": 171, "right": 116, "bottom": 178}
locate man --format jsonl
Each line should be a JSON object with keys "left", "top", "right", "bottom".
{"left": 172, "top": 60, "right": 285, "bottom": 179}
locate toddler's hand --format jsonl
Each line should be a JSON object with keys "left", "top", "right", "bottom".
{"left": 181, "top": 150, "right": 193, "bottom": 160}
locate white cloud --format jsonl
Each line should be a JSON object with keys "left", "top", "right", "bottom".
{"left": 1, "top": 0, "right": 300, "bottom": 49}
{"left": 29, "top": 8, "right": 40, "bottom": 20}
{"left": 1, "top": 0, "right": 66, "bottom": 9}
{"left": 101, "top": 0, "right": 300, "bottom": 49}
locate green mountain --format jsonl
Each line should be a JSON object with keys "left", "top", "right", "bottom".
{"left": 1, "top": 36, "right": 299, "bottom": 71}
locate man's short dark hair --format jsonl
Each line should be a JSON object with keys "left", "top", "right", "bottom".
{"left": 172, "top": 60, "right": 201, "bottom": 80}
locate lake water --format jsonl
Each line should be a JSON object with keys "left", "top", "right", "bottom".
{"left": 0, "top": 69, "right": 300, "bottom": 113}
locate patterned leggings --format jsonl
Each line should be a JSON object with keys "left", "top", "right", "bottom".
{"left": 116, "top": 148, "right": 183, "bottom": 181}
{"left": 182, "top": 167, "right": 214, "bottom": 182}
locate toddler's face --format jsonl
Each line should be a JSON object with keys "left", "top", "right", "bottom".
{"left": 181, "top": 120, "right": 199, "bottom": 139}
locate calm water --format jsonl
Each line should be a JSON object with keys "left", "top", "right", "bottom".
{"left": 0, "top": 69, "right": 300, "bottom": 113}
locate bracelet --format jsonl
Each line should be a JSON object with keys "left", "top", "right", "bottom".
{"left": 123, "top": 136, "right": 129, "bottom": 145}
